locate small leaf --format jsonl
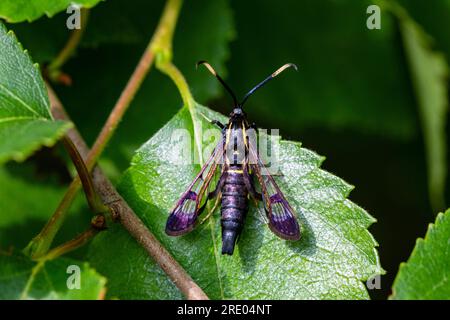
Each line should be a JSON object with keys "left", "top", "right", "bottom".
{"left": 0, "top": 0, "right": 103, "bottom": 23}
{"left": 0, "top": 22, "right": 71, "bottom": 164}
{"left": 0, "top": 252, "right": 106, "bottom": 299}
{"left": 391, "top": 209, "right": 450, "bottom": 299}
{"left": 88, "top": 104, "right": 383, "bottom": 299}
{"left": 397, "top": 8, "right": 448, "bottom": 212}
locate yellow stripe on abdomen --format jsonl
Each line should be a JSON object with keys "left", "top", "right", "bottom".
{"left": 227, "top": 169, "right": 243, "bottom": 174}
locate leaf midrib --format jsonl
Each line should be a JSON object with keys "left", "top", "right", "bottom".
{"left": 0, "top": 83, "right": 44, "bottom": 118}
{"left": 0, "top": 116, "right": 46, "bottom": 124}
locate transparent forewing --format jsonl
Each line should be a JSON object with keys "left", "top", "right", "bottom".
{"left": 249, "top": 146, "right": 300, "bottom": 240}
{"left": 165, "top": 141, "right": 224, "bottom": 236}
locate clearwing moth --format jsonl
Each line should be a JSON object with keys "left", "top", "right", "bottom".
{"left": 166, "top": 61, "right": 300, "bottom": 255}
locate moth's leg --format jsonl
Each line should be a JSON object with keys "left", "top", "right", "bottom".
{"left": 211, "top": 120, "right": 225, "bottom": 130}
{"left": 243, "top": 166, "right": 262, "bottom": 201}
{"left": 197, "top": 200, "right": 208, "bottom": 216}
{"left": 199, "top": 112, "right": 225, "bottom": 129}
{"left": 243, "top": 165, "right": 268, "bottom": 223}
{"left": 208, "top": 171, "right": 227, "bottom": 199}
{"left": 200, "top": 167, "right": 226, "bottom": 224}
{"left": 197, "top": 170, "right": 225, "bottom": 221}
{"left": 200, "top": 194, "right": 221, "bottom": 225}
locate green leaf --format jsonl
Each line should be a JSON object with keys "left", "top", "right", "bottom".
{"left": 0, "top": 22, "right": 71, "bottom": 164}
{"left": 0, "top": 0, "right": 103, "bottom": 23}
{"left": 391, "top": 209, "right": 450, "bottom": 299}
{"left": 0, "top": 253, "right": 106, "bottom": 299}
{"left": 397, "top": 0, "right": 450, "bottom": 62}
{"left": 397, "top": 7, "right": 448, "bottom": 212}
{"left": 88, "top": 103, "right": 383, "bottom": 299}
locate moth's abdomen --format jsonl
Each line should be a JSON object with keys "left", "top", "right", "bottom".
{"left": 221, "top": 166, "right": 248, "bottom": 255}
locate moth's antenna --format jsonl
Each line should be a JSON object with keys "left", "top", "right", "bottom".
{"left": 240, "top": 63, "right": 298, "bottom": 107}
{"left": 197, "top": 61, "right": 239, "bottom": 107}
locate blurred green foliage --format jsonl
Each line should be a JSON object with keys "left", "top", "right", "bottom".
{"left": 228, "top": 0, "right": 416, "bottom": 140}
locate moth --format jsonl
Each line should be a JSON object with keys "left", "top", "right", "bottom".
{"left": 165, "top": 61, "right": 300, "bottom": 255}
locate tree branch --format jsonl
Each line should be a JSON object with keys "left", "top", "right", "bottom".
{"left": 24, "top": 0, "right": 207, "bottom": 299}
{"left": 46, "top": 84, "right": 209, "bottom": 300}
{"left": 86, "top": 0, "right": 182, "bottom": 171}
{"left": 25, "top": 0, "right": 183, "bottom": 259}
{"left": 42, "top": 225, "right": 101, "bottom": 261}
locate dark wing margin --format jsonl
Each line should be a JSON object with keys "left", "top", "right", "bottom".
{"left": 248, "top": 145, "right": 300, "bottom": 240}
{"left": 165, "top": 141, "right": 223, "bottom": 236}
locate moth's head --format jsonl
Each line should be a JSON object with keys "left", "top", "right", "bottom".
{"left": 230, "top": 106, "right": 246, "bottom": 119}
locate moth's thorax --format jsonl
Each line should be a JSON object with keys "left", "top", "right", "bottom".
{"left": 224, "top": 118, "right": 248, "bottom": 165}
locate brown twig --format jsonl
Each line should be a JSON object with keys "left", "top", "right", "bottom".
{"left": 25, "top": 0, "right": 207, "bottom": 299}
{"left": 42, "top": 226, "right": 101, "bottom": 261}
{"left": 85, "top": 0, "right": 182, "bottom": 171}
{"left": 25, "top": 0, "right": 182, "bottom": 260}
{"left": 47, "top": 8, "right": 90, "bottom": 84}
{"left": 61, "top": 136, "right": 108, "bottom": 214}
{"left": 47, "top": 85, "right": 209, "bottom": 300}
